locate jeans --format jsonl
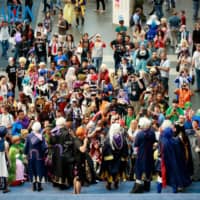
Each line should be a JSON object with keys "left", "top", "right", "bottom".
{"left": 154, "top": 5, "right": 163, "bottom": 19}
{"left": 166, "top": 0, "right": 176, "bottom": 9}
{"left": 92, "top": 57, "right": 103, "bottom": 72}
{"left": 195, "top": 68, "right": 200, "bottom": 90}
{"left": 1, "top": 40, "right": 9, "bottom": 58}
{"left": 193, "top": 1, "right": 200, "bottom": 19}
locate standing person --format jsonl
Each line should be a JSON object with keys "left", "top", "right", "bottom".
{"left": 100, "top": 123, "right": 128, "bottom": 190}
{"left": 151, "top": 0, "right": 164, "bottom": 20}
{"left": 63, "top": 0, "right": 75, "bottom": 28}
{"left": 73, "top": 127, "right": 89, "bottom": 194}
{"left": 193, "top": 0, "right": 200, "bottom": 20}
{"left": 192, "top": 43, "right": 200, "bottom": 92}
{"left": 50, "top": 117, "right": 75, "bottom": 189}
{"left": 6, "top": 57, "right": 17, "bottom": 93}
{"left": 24, "top": 122, "right": 47, "bottom": 192}
{"left": 168, "top": 11, "right": 181, "bottom": 48}
{"left": 95, "top": 0, "right": 106, "bottom": 13}
{"left": 0, "top": 126, "right": 10, "bottom": 193}
{"left": 157, "top": 51, "right": 170, "bottom": 99}
{"left": 90, "top": 33, "right": 106, "bottom": 72}
{"left": 0, "top": 21, "right": 10, "bottom": 59}
{"left": 192, "top": 23, "right": 200, "bottom": 53}
{"left": 130, "top": 117, "right": 156, "bottom": 193}
{"left": 17, "top": 57, "right": 26, "bottom": 91}
{"left": 110, "top": 33, "right": 125, "bottom": 74}
{"left": 74, "top": 0, "right": 86, "bottom": 27}
{"left": 57, "top": 12, "right": 68, "bottom": 42}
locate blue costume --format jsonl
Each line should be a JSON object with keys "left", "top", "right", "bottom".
{"left": 134, "top": 129, "right": 156, "bottom": 180}
{"left": 159, "top": 127, "right": 191, "bottom": 192}
{"left": 24, "top": 132, "right": 47, "bottom": 190}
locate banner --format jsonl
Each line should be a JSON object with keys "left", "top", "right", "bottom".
{"left": 112, "top": 0, "right": 134, "bottom": 27}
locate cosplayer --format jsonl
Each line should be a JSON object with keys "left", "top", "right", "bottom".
{"left": 157, "top": 123, "right": 191, "bottom": 193}
{"left": 24, "top": 122, "right": 48, "bottom": 191}
{"left": 9, "top": 110, "right": 29, "bottom": 186}
{"left": 36, "top": 76, "right": 51, "bottom": 99}
{"left": 0, "top": 126, "right": 10, "bottom": 193}
{"left": 100, "top": 123, "right": 128, "bottom": 190}
{"left": 73, "top": 126, "right": 90, "bottom": 194}
{"left": 130, "top": 117, "right": 156, "bottom": 193}
{"left": 50, "top": 117, "right": 75, "bottom": 189}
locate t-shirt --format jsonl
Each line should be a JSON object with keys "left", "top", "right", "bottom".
{"left": 165, "top": 106, "right": 184, "bottom": 123}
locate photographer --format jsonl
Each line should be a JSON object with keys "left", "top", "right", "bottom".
{"left": 165, "top": 99, "right": 184, "bottom": 123}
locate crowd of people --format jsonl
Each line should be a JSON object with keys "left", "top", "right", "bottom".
{"left": 1, "top": 0, "right": 200, "bottom": 195}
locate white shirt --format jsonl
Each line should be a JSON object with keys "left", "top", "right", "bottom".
{"left": 192, "top": 51, "right": 200, "bottom": 69}
{"left": 0, "top": 113, "right": 14, "bottom": 128}
{"left": 0, "top": 26, "right": 10, "bottom": 41}
{"left": 160, "top": 59, "right": 170, "bottom": 78}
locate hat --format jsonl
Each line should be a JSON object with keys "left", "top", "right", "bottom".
{"left": 184, "top": 102, "right": 192, "bottom": 110}
{"left": 56, "top": 117, "right": 66, "bottom": 127}
{"left": 96, "top": 33, "right": 101, "bottom": 38}
{"left": 32, "top": 122, "right": 41, "bottom": 132}
{"left": 118, "top": 15, "right": 124, "bottom": 21}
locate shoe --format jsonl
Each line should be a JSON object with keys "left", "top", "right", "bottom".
{"left": 114, "top": 181, "right": 119, "bottom": 189}
{"left": 100, "top": 10, "right": 106, "bottom": 13}
{"left": 3, "top": 189, "right": 10, "bottom": 193}
{"left": 130, "top": 183, "right": 144, "bottom": 193}
{"left": 37, "top": 183, "right": 43, "bottom": 192}
{"left": 143, "top": 181, "right": 150, "bottom": 192}
{"left": 105, "top": 182, "right": 111, "bottom": 190}
{"left": 32, "top": 182, "right": 37, "bottom": 191}
{"left": 93, "top": 9, "right": 99, "bottom": 12}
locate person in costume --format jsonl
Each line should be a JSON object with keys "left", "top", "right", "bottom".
{"left": 130, "top": 117, "right": 156, "bottom": 193}
{"left": 73, "top": 126, "right": 90, "bottom": 194}
{"left": 100, "top": 123, "right": 128, "bottom": 190}
{"left": 0, "top": 126, "right": 10, "bottom": 193}
{"left": 50, "top": 117, "right": 75, "bottom": 189}
{"left": 9, "top": 110, "right": 30, "bottom": 186}
{"left": 158, "top": 126, "right": 191, "bottom": 193}
{"left": 24, "top": 122, "right": 48, "bottom": 191}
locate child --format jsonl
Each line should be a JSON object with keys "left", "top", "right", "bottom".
{"left": 180, "top": 10, "right": 186, "bottom": 25}
{"left": 0, "top": 126, "right": 10, "bottom": 193}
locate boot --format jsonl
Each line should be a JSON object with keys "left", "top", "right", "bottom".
{"left": 143, "top": 180, "right": 151, "bottom": 192}
{"left": 37, "top": 182, "right": 43, "bottom": 192}
{"left": 2, "top": 178, "right": 10, "bottom": 194}
{"left": 114, "top": 180, "right": 119, "bottom": 189}
{"left": 157, "top": 182, "right": 162, "bottom": 193}
{"left": 130, "top": 183, "right": 143, "bottom": 193}
{"left": 32, "top": 182, "right": 37, "bottom": 191}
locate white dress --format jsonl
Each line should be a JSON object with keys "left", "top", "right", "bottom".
{"left": 0, "top": 141, "right": 9, "bottom": 177}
